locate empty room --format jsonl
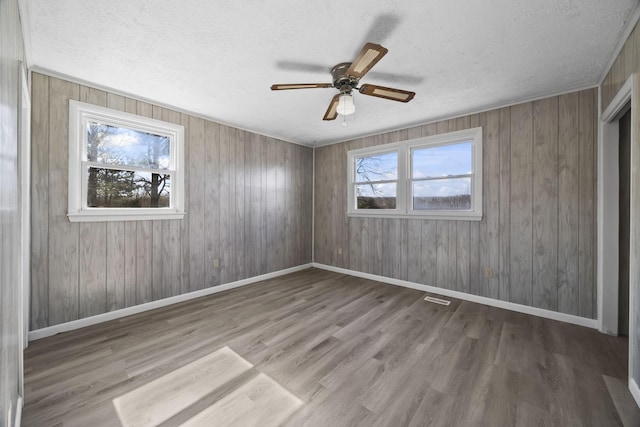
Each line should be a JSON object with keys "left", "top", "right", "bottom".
{"left": 3, "top": 0, "right": 640, "bottom": 426}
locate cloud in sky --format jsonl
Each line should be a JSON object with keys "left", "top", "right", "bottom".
{"left": 89, "top": 122, "right": 170, "bottom": 169}
{"left": 354, "top": 141, "right": 473, "bottom": 198}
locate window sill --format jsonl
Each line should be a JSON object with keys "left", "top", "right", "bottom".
{"left": 68, "top": 210, "right": 186, "bottom": 222}
{"left": 346, "top": 211, "right": 482, "bottom": 221}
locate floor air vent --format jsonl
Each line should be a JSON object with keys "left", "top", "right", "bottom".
{"left": 424, "top": 296, "right": 451, "bottom": 306}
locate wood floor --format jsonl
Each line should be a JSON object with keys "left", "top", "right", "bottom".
{"left": 23, "top": 268, "right": 639, "bottom": 426}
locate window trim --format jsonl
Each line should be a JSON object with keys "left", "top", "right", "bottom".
{"left": 68, "top": 100, "right": 185, "bottom": 222}
{"left": 347, "top": 127, "right": 483, "bottom": 221}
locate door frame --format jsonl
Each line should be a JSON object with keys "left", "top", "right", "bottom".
{"left": 17, "top": 61, "right": 30, "bottom": 401}
{"left": 598, "top": 73, "right": 638, "bottom": 405}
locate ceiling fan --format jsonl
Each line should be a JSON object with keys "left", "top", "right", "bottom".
{"left": 271, "top": 42, "right": 416, "bottom": 121}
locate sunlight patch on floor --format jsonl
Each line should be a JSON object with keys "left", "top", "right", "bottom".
{"left": 181, "top": 373, "right": 303, "bottom": 427}
{"left": 113, "top": 346, "right": 274, "bottom": 426}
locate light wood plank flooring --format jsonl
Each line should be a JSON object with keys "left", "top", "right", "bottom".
{"left": 23, "top": 268, "right": 638, "bottom": 426}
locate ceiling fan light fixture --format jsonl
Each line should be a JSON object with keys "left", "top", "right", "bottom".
{"left": 271, "top": 42, "right": 415, "bottom": 121}
{"left": 337, "top": 93, "right": 355, "bottom": 116}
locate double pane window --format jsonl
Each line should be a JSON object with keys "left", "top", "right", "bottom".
{"left": 347, "top": 128, "right": 482, "bottom": 220}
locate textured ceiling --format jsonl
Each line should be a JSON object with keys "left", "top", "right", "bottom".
{"left": 23, "top": 0, "right": 639, "bottom": 145}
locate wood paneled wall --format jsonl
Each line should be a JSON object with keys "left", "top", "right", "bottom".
{"left": 314, "top": 89, "right": 598, "bottom": 319}
{"left": 1, "top": 0, "right": 26, "bottom": 422}
{"left": 30, "top": 73, "right": 313, "bottom": 330}
{"left": 601, "top": 17, "right": 640, "bottom": 387}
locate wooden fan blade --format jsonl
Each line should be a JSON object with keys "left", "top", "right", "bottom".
{"left": 323, "top": 95, "right": 340, "bottom": 121}
{"left": 346, "top": 43, "right": 388, "bottom": 79}
{"left": 359, "top": 84, "right": 415, "bottom": 102}
{"left": 271, "top": 83, "right": 333, "bottom": 90}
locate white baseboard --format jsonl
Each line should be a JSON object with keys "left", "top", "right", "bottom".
{"left": 28, "top": 264, "right": 313, "bottom": 341}
{"left": 312, "top": 263, "right": 598, "bottom": 329}
{"left": 630, "top": 378, "right": 640, "bottom": 409}
{"left": 14, "top": 396, "right": 22, "bottom": 427}
{"left": 28, "top": 261, "right": 598, "bottom": 341}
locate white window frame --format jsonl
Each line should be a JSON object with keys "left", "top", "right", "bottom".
{"left": 68, "top": 100, "right": 185, "bottom": 222}
{"left": 347, "top": 127, "right": 483, "bottom": 220}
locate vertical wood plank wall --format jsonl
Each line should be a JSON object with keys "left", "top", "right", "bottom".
{"left": 600, "top": 18, "right": 640, "bottom": 387}
{"left": 314, "top": 89, "right": 598, "bottom": 319}
{"left": 30, "top": 73, "right": 313, "bottom": 330}
{"left": 1, "top": 0, "right": 26, "bottom": 422}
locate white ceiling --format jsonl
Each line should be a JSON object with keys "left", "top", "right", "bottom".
{"left": 23, "top": 0, "right": 639, "bottom": 146}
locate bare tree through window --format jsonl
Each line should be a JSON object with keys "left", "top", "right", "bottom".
{"left": 354, "top": 152, "right": 397, "bottom": 209}
{"left": 86, "top": 122, "right": 171, "bottom": 208}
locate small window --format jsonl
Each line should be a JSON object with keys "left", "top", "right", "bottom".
{"left": 354, "top": 151, "right": 398, "bottom": 210}
{"left": 68, "top": 101, "right": 185, "bottom": 222}
{"left": 347, "top": 127, "right": 482, "bottom": 220}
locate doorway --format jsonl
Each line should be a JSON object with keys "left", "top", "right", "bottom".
{"left": 599, "top": 72, "right": 639, "bottom": 406}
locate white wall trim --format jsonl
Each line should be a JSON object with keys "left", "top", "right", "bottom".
{"left": 32, "top": 68, "right": 599, "bottom": 149}
{"left": 19, "top": 61, "right": 30, "bottom": 348}
{"left": 597, "top": 117, "right": 620, "bottom": 335}
{"left": 630, "top": 72, "right": 640, "bottom": 404}
{"left": 14, "top": 396, "right": 22, "bottom": 427}
{"left": 17, "top": 0, "right": 33, "bottom": 67}
{"left": 17, "top": 60, "right": 30, "bottom": 409}
{"left": 28, "top": 264, "right": 312, "bottom": 341}
{"left": 601, "top": 76, "right": 634, "bottom": 122}
{"left": 311, "top": 148, "right": 315, "bottom": 262}
{"left": 598, "top": 75, "right": 633, "bottom": 335}
{"left": 630, "top": 378, "right": 640, "bottom": 409}
{"left": 313, "top": 83, "right": 599, "bottom": 148}
{"left": 599, "top": 72, "right": 640, "bottom": 412}
{"left": 312, "top": 263, "right": 598, "bottom": 329}
{"left": 30, "top": 66, "right": 312, "bottom": 148}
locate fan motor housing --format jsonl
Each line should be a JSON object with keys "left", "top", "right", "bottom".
{"left": 331, "top": 62, "right": 359, "bottom": 94}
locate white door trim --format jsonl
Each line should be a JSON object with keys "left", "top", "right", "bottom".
{"left": 599, "top": 73, "right": 638, "bottom": 408}
{"left": 598, "top": 76, "right": 633, "bottom": 335}
{"left": 18, "top": 62, "right": 30, "bottom": 402}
